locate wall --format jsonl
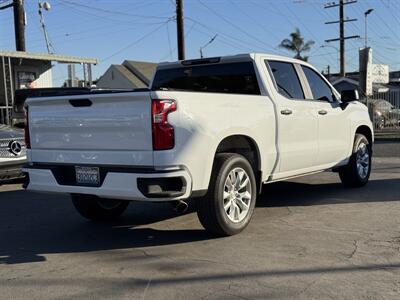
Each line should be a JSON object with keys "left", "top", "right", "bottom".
{"left": 96, "top": 66, "right": 138, "bottom": 89}
{"left": 13, "top": 61, "right": 53, "bottom": 89}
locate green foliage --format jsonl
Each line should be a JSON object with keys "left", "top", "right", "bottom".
{"left": 279, "top": 28, "right": 315, "bottom": 61}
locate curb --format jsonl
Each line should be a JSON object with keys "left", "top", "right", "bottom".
{"left": 375, "top": 136, "right": 400, "bottom": 142}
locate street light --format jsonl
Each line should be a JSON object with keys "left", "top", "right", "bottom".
{"left": 364, "top": 8, "right": 374, "bottom": 48}
{"left": 320, "top": 44, "right": 339, "bottom": 72}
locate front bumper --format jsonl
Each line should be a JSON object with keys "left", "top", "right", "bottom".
{"left": 0, "top": 159, "right": 27, "bottom": 180}
{"left": 23, "top": 165, "right": 192, "bottom": 201}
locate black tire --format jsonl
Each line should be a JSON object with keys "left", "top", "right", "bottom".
{"left": 197, "top": 153, "right": 257, "bottom": 236}
{"left": 71, "top": 194, "right": 129, "bottom": 221}
{"left": 339, "top": 133, "right": 372, "bottom": 188}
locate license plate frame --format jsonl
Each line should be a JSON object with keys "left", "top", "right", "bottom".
{"left": 75, "top": 166, "right": 100, "bottom": 186}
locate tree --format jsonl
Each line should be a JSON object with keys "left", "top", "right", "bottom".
{"left": 279, "top": 28, "right": 315, "bottom": 61}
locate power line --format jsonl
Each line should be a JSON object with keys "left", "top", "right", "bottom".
{"left": 56, "top": 0, "right": 171, "bottom": 20}
{"left": 53, "top": 0, "right": 172, "bottom": 28}
{"left": 160, "top": 22, "right": 196, "bottom": 61}
{"left": 247, "top": 0, "right": 337, "bottom": 66}
{"left": 379, "top": 0, "right": 400, "bottom": 26}
{"left": 282, "top": 2, "right": 338, "bottom": 63}
{"left": 101, "top": 20, "right": 171, "bottom": 62}
{"left": 306, "top": 2, "right": 345, "bottom": 67}
{"left": 166, "top": 21, "right": 173, "bottom": 61}
{"left": 186, "top": 16, "right": 273, "bottom": 52}
{"left": 361, "top": 1, "right": 400, "bottom": 40}
{"left": 28, "top": 21, "right": 168, "bottom": 48}
{"left": 324, "top": 0, "right": 359, "bottom": 77}
{"left": 188, "top": 23, "right": 255, "bottom": 53}
{"left": 227, "top": 0, "right": 281, "bottom": 42}
{"left": 197, "top": 0, "right": 277, "bottom": 53}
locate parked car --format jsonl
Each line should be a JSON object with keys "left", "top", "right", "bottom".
{"left": 369, "top": 99, "right": 400, "bottom": 129}
{"left": 0, "top": 125, "right": 26, "bottom": 181}
{"left": 23, "top": 53, "right": 373, "bottom": 236}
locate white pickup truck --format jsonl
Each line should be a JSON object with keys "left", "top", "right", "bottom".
{"left": 24, "top": 53, "right": 373, "bottom": 236}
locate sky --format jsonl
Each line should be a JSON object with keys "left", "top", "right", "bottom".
{"left": 0, "top": 0, "right": 399, "bottom": 86}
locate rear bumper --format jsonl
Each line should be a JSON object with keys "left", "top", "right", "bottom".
{"left": 23, "top": 165, "right": 193, "bottom": 201}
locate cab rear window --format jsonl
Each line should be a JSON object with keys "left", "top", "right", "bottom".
{"left": 152, "top": 62, "right": 260, "bottom": 95}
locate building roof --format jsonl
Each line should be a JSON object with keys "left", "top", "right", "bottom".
{"left": 122, "top": 60, "right": 157, "bottom": 85}
{"left": 112, "top": 64, "right": 147, "bottom": 88}
{"left": 331, "top": 77, "right": 359, "bottom": 86}
{"left": 331, "top": 77, "right": 389, "bottom": 93}
{"left": 0, "top": 50, "right": 98, "bottom": 64}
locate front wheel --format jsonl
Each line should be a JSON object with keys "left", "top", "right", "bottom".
{"left": 339, "top": 133, "right": 372, "bottom": 187}
{"left": 71, "top": 194, "right": 129, "bottom": 221}
{"left": 197, "top": 153, "right": 257, "bottom": 236}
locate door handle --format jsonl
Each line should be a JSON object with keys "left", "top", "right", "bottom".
{"left": 318, "top": 110, "right": 328, "bottom": 115}
{"left": 280, "top": 109, "right": 292, "bottom": 115}
{"left": 69, "top": 99, "right": 92, "bottom": 107}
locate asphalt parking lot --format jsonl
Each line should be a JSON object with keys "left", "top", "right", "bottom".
{"left": 1, "top": 142, "right": 399, "bottom": 299}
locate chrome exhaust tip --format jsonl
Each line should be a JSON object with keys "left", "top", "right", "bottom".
{"left": 172, "top": 200, "right": 188, "bottom": 213}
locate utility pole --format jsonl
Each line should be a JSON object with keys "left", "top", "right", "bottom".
{"left": 324, "top": 0, "right": 359, "bottom": 77}
{"left": 176, "top": 0, "right": 185, "bottom": 60}
{"left": 1, "top": 0, "right": 26, "bottom": 51}
{"left": 13, "top": 0, "right": 26, "bottom": 51}
{"left": 339, "top": 0, "right": 345, "bottom": 77}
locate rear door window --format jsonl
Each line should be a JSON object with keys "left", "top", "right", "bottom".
{"left": 267, "top": 61, "right": 304, "bottom": 99}
{"left": 152, "top": 62, "right": 260, "bottom": 95}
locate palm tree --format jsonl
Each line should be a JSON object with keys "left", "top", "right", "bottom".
{"left": 279, "top": 28, "right": 315, "bottom": 61}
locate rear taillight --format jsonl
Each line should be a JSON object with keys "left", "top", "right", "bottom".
{"left": 24, "top": 107, "right": 31, "bottom": 149}
{"left": 151, "top": 99, "right": 177, "bottom": 150}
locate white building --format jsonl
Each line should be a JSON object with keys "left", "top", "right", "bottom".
{"left": 0, "top": 50, "right": 97, "bottom": 125}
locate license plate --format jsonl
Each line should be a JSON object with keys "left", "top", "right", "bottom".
{"left": 75, "top": 166, "right": 100, "bottom": 186}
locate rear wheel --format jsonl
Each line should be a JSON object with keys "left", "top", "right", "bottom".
{"left": 71, "top": 194, "right": 129, "bottom": 221}
{"left": 339, "top": 133, "right": 371, "bottom": 187}
{"left": 197, "top": 153, "right": 257, "bottom": 236}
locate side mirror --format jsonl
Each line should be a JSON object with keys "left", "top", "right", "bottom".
{"left": 340, "top": 89, "right": 359, "bottom": 103}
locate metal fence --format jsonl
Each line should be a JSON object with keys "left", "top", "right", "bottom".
{"left": 368, "top": 90, "right": 400, "bottom": 132}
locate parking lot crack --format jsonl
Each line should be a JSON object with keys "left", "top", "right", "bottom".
{"left": 141, "top": 277, "right": 152, "bottom": 300}
{"left": 348, "top": 240, "right": 359, "bottom": 259}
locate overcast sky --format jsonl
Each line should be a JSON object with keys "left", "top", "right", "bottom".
{"left": 0, "top": 0, "right": 399, "bottom": 85}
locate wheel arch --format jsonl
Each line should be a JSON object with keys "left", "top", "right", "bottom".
{"left": 214, "top": 134, "right": 263, "bottom": 193}
{"left": 355, "top": 125, "right": 373, "bottom": 146}
{"left": 215, "top": 135, "right": 261, "bottom": 170}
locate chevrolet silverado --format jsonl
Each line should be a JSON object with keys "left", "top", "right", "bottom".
{"left": 23, "top": 54, "right": 373, "bottom": 236}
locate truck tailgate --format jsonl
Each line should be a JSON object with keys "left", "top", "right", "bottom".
{"left": 27, "top": 91, "right": 154, "bottom": 165}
